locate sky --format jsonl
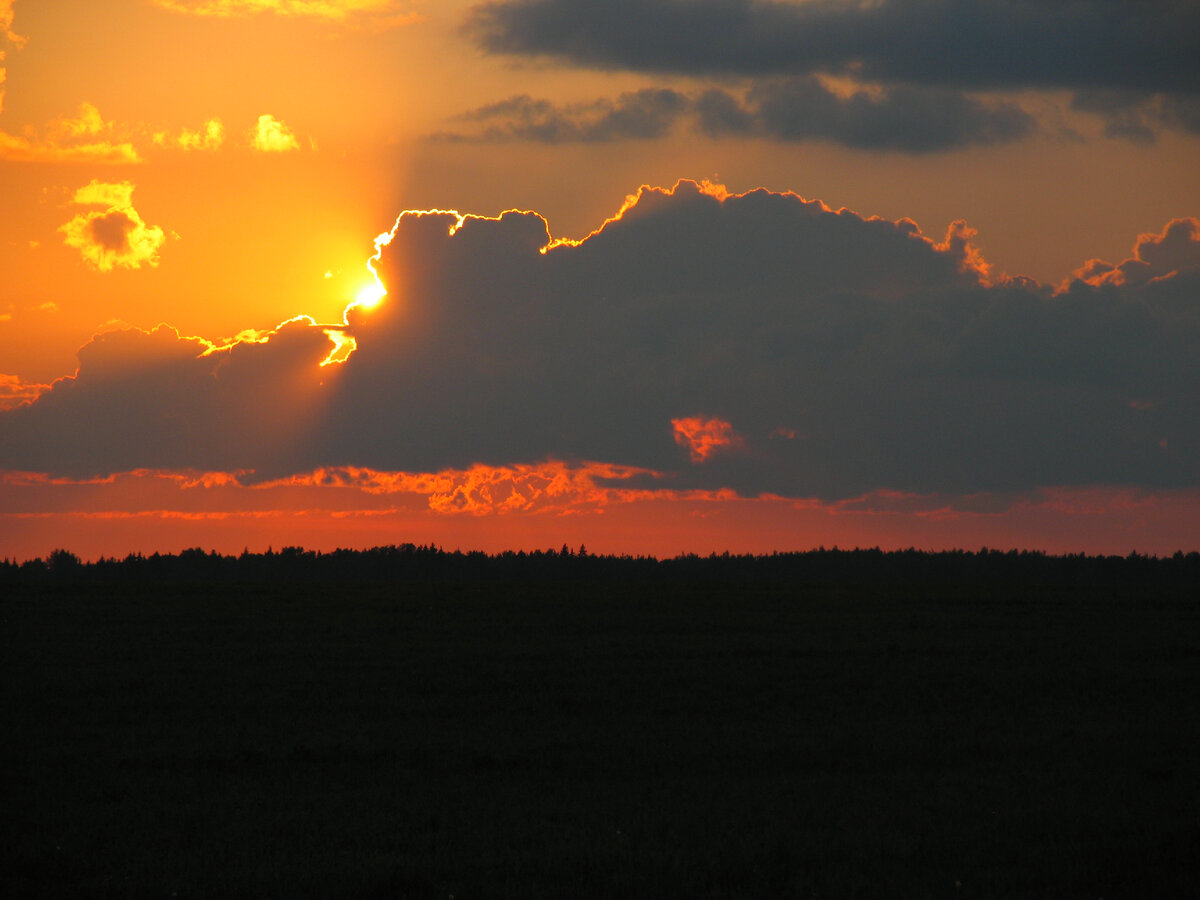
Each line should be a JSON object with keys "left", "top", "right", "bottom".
{"left": 1, "top": 0, "right": 1199, "bottom": 561}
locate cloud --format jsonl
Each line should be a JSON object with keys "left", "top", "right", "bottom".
{"left": 465, "top": 0, "right": 1200, "bottom": 146}
{"left": 5, "top": 181, "right": 1200, "bottom": 502}
{"left": 154, "top": 118, "right": 225, "bottom": 151}
{"left": 58, "top": 181, "right": 167, "bottom": 272}
{"left": 1069, "top": 90, "right": 1200, "bottom": 142}
{"left": 0, "top": 0, "right": 26, "bottom": 117}
{"left": 672, "top": 417, "right": 743, "bottom": 463}
{"left": 1068, "top": 218, "right": 1200, "bottom": 288}
{"left": 148, "top": 0, "right": 421, "bottom": 28}
{"left": 249, "top": 113, "right": 300, "bottom": 152}
{"left": 442, "top": 80, "right": 1034, "bottom": 152}
{"left": 0, "top": 99, "right": 283, "bottom": 163}
{"left": 466, "top": 0, "right": 1200, "bottom": 94}
{"left": 709, "top": 78, "right": 1034, "bottom": 151}
{"left": 0, "top": 373, "right": 49, "bottom": 411}
{"left": 442, "top": 88, "right": 690, "bottom": 143}
{"left": 0, "top": 102, "right": 142, "bottom": 163}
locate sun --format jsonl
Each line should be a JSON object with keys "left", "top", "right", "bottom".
{"left": 355, "top": 281, "right": 386, "bottom": 310}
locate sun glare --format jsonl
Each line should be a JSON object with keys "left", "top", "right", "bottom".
{"left": 355, "top": 282, "right": 386, "bottom": 310}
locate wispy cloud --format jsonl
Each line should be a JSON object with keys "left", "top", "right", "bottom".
{"left": 148, "top": 0, "right": 422, "bottom": 29}
{"left": 0, "top": 0, "right": 25, "bottom": 115}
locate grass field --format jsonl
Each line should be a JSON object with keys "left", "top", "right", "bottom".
{"left": 4, "top": 560, "right": 1198, "bottom": 897}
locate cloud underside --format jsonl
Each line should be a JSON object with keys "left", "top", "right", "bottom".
{"left": 3, "top": 181, "right": 1200, "bottom": 500}
{"left": 462, "top": 0, "right": 1200, "bottom": 145}
{"left": 441, "top": 82, "right": 1035, "bottom": 152}
{"left": 467, "top": 0, "right": 1200, "bottom": 93}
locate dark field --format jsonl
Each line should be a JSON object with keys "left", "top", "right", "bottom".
{"left": 4, "top": 550, "right": 1199, "bottom": 898}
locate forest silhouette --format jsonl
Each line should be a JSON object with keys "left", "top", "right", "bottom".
{"left": 5, "top": 545, "right": 1198, "bottom": 897}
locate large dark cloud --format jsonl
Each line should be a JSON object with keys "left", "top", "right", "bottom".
{"left": 465, "top": 0, "right": 1200, "bottom": 146}
{"left": 466, "top": 0, "right": 1200, "bottom": 94}
{"left": 442, "top": 79, "right": 1035, "bottom": 152}
{"left": 3, "top": 182, "right": 1199, "bottom": 499}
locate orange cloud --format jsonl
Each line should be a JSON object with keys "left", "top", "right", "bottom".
{"left": 148, "top": 0, "right": 421, "bottom": 28}
{"left": 672, "top": 417, "right": 744, "bottom": 463}
{"left": 249, "top": 113, "right": 300, "bottom": 152}
{"left": 2, "top": 470, "right": 1197, "bottom": 562}
{"left": 263, "top": 460, "right": 668, "bottom": 515}
{"left": 58, "top": 180, "right": 167, "bottom": 272}
{"left": 0, "top": 102, "right": 142, "bottom": 163}
{"left": 0, "top": 0, "right": 25, "bottom": 115}
{"left": 1067, "top": 217, "right": 1200, "bottom": 289}
{"left": 0, "top": 373, "right": 49, "bottom": 411}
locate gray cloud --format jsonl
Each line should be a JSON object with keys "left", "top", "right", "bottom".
{"left": 739, "top": 77, "right": 1034, "bottom": 151}
{"left": 3, "top": 182, "right": 1199, "bottom": 499}
{"left": 465, "top": 0, "right": 1200, "bottom": 146}
{"left": 1070, "top": 90, "right": 1200, "bottom": 142}
{"left": 443, "top": 79, "right": 1035, "bottom": 152}
{"left": 439, "top": 88, "right": 691, "bottom": 143}
{"left": 466, "top": 0, "right": 1200, "bottom": 94}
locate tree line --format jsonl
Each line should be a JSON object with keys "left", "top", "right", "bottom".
{"left": 3, "top": 543, "right": 1198, "bottom": 588}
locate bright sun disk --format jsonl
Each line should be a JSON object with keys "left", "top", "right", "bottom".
{"left": 355, "top": 282, "right": 386, "bottom": 310}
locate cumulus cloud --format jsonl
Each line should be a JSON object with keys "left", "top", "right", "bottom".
{"left": 5, "top": 181, "right": 1200, "bottom": 501}
{"left": 149, "top": 0, "right": 421, "bottom": 28}
{"left": 1069, "top": 219, "right": 1200, "bottom": 289}
{"left": 249, "top": 113, "right": 300, "bottom": 152}
{"left": 58, "top": 181, "right": 167, "bottom": 272}
{"left": 442, "top": 80, "right": 1034, "bottom": 152}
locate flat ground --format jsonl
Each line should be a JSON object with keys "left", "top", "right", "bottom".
{"left": 4, "top": 573, "right": 1198, "bottom": 898}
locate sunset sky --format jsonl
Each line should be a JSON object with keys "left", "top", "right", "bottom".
{"left": 2, "top": 0, "right": 1199, "bottom": 560}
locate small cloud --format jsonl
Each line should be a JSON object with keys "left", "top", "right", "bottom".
{"left": 154, "top": 118, "right": 225, "bottom": 151}
{"left": 51, "top": 101, "right": 110, "bottom": 139}
{"left": 38, "top": 301, "right": 58, "bottom": 313}
{"left": 58, "top": 180, "right": 168, "bottom": 272}
{"left": 672, "top": 416, "right": 744, "bottom": 463}
{"left": 249, "top": 113, "right": 300, "bottom": 153}
{"left": 0, "top": 102, "right": 141, "bottom": 163}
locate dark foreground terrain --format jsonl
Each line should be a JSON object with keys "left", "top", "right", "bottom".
{"left": 4, "top": 548, "right": 1199, "bottom": 898}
